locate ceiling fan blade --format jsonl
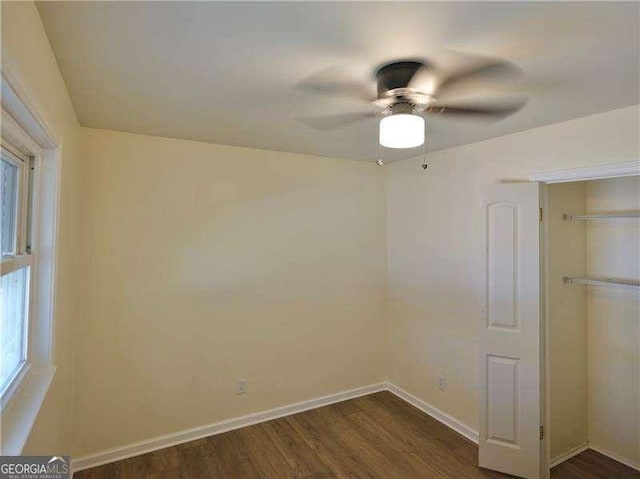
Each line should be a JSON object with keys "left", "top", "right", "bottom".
{"left": 428, "top": 98, "right": 528, "bottom": 120}
{"left": 298, "top": 112, "right": 377, "bottom": 130}
{"left": 437, "top": 58, "right": 522, "bottom": 95}
{"left": 406, "top": 63, "right": 439, "bottom": 95}
{"left": 297, "top": 80, "right": 374, "bottom": 102}
{"left": 296, "top": 68, "right": 375, "bottom": 102}
{"left": 435, "top": 83, "right": 527, "bottom": 105}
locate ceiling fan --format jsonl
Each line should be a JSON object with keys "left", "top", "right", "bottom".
{"left": 297, "top": 53, "right": 528, "bottom": 158}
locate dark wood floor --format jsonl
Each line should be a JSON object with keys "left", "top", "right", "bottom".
{"left": 551, "top": 448, "right": 640, "bottom": 479}
{"left": 75, "top": 391, "right": 640, "bottom": 479}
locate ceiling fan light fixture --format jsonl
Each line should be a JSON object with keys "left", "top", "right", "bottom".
{"left": 379, "top": 113, "right": 425, "bottom": 149}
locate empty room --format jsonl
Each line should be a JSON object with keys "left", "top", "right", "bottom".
{"left": 1, "top": 1, "right": 639, "bottom": 478}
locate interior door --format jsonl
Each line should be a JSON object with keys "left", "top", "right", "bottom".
{"left": 479, "top": 183, "right": 544, "bottom": 479}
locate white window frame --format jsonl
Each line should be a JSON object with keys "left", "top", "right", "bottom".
{"left": 1, "top": 140, "right": 37, "bottom": 403}
{"left": 1, "top": 65, "right": 61, "bottom": 455}
{"left": 2, "top": 143, "right": 32, "bottom": 256}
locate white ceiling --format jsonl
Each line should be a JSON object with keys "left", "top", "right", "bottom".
{"left": 37, "top": 1, "right": 639, "bottom": 162}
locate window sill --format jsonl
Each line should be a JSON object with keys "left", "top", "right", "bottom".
{"left": 0, "top": 366, "right": 55, "bottom": 455}
{"left": 1, "top": 362, "right": 31, "bottom": 410}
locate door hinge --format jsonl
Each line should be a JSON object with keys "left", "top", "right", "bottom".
{"left": 539, "top": 207, "right": 543, "bottom": 223}
{"left": 540, "top": 426, "right": 544, "bottom": 440}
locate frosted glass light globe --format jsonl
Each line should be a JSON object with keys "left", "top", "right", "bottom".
{"left": 379, "top": 114, "right": 425, "bottom": 149}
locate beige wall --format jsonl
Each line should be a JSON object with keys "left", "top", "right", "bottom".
{"left": 1, "top": 1, "right": 82, "bottom": 454}
{"left": 387, "top": 105, "right": 640, "bottom": 431}
{"left": 547, "top": 182, "right": 588, "bottom": 461}
{"left": 74, "top": 128, "right": 387, "bottom": 456}
{"left": 587, "top": 176, "right": 640, "bottom": 467}
{"left": 4, "top": 0, "right": 640, "bottom": 464}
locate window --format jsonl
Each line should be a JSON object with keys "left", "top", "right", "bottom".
{"left": 1, "top": 74, "right": 59, "bottom": 455}
{"left": 0, "top": 143, "right": 34, "bottom": 396}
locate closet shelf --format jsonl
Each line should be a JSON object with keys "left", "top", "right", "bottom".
{"left": 563, "top": 212, "right": 640, "bottom": 220}
{"left": 563, "top": 276, "right": 640, "bottom": 290}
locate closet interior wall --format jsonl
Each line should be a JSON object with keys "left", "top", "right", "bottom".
{"left": 586, "top": 176, "right": 639, "bottom": 466}
{"left": 548, "top": 181, "right": 588, "bottom": 462}
{"left": 548, "top": 176, "right": 640, "bottom": 469}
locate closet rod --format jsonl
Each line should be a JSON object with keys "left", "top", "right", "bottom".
{"left": 563, "top": 212, "right": 640, "bottom": 220}
{"left": 563, "top": 276, "right": 640, "bottom": 290}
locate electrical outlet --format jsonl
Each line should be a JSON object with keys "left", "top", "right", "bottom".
{"left": 237, "top": 379, "right": 247, "bottom": 395}
{"left": 438, "top": 373, "right": 446, "bottom": 391}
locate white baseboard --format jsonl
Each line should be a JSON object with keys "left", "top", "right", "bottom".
{"left": 589, "top": 444, "right": 640, "bottom": 472}
{"left": 71, "top": 382, "right": 386, "bottom": 473}
{"left": 72, "top": 381, "right": 482, "bottom": 474}
{"left": 550, "top": 443, "right": 589, "bottom": 468}
{"left": 85, "top": 381, "right": 640, "bottom": 476}
{"left": 385, "top": 382, "right": 479, "bottom": 444}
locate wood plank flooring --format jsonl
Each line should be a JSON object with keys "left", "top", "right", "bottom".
{"left": 75, "top": 391, "right": 640, "bottom": 478}
{"left": 551, "top": 448, "right": 640, "bottom": 479}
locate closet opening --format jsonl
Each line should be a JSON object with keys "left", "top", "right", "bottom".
{"left": 546, "top": 175, "right": 639, "bottom": 477}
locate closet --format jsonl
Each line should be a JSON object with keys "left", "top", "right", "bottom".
{"left": 547, "top": 176, "right": 640, "bottom": 472}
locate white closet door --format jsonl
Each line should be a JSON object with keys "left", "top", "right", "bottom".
{"left": 479, "top": 183, "right": 544, "bottom": 479}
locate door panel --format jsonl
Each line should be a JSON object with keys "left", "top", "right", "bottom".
{"left": 487, "top": 202, "right": 519, "bottom": 331}
{"left": 487, "top": 354, "right": 519, "bottom": 445}
{"left": 479, "top": 183, "right": 543, "bottom": 479}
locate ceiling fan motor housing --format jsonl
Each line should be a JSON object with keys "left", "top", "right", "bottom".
{"left": 375, "top": 61, "right": 437, "bottom": 112}
{"left": 376, "top": 61, "right": 425, "bottom": 99}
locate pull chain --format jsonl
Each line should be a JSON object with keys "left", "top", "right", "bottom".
{"left": 376, "top": 141, "right": 384, "bottom": 166}
{"left": 421, "top": 114, "right": 428, "bottom": 170}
